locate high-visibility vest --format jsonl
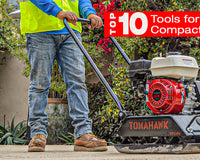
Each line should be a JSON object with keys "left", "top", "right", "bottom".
{"left": 19, "top": 0, "right": 82, "bottom": 35}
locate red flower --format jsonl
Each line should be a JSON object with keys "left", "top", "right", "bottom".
{"left": 93, "top": 4, "right": 98, "bottom": 10}
{"left": 91, "top": 0, "right": 123, "bottom": 54}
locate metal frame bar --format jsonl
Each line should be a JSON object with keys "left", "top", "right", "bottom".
{"left": 109, "top": 37, "right": 131, "bottom": 65}
{"left": 77, "top": 18, "right": 131, "bottom": 65}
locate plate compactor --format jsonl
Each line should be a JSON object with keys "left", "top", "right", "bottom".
{"left": 64, "top": 18, "right": 200, "bottom": 153}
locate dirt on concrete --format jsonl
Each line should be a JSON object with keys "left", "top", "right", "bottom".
{"left": 0, "top": 145, "right": 200, "bottom": 160}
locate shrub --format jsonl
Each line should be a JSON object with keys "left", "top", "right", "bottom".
{"left": 89, "top": 0, "right": 200, "bottom": 144}
{"left": 0, "top": 0, "right": 29, "bottom": 76}
{"left": 0, "top": 115, "right": 28, "bottom": 145}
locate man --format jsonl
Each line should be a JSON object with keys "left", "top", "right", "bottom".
{"left": 19, "top": 0, "right": 107, "bottom": 152}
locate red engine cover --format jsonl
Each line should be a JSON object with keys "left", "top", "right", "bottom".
{"left": 146, "top": 79, "right": 186, "bottom": 114}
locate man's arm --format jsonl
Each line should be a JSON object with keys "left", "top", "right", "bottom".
{"left": 79, "top": 0, "right": 97, "bottom": 19}
{"left": 30, "top": 0, "right": 62, "bottom": 17}
{"left": 79, "top": 0, "right": 103, "bottom": 28}
{"left": 30, "top": 0, "right": 102, "bottom": 27}
{"left": 30, "top": 0, "right": 78, "bottom": 25}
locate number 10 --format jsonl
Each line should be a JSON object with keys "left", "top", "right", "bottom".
{"left": 119, "top": 12, "right": 148, "bottom": 35}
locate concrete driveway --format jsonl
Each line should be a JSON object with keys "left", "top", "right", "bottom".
{"left": 0, "top": 145, "right": 200, "bottom": 160}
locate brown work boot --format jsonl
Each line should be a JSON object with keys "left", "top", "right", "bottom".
{"left": 74, "top": 133, "right": 107, "bottom": 151}
{"left": 28, "top": 134, "right": 46, "bottom": 152}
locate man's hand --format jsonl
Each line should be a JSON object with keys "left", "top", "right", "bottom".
{"left": 57, "top": 11, "right": 78, "bottom": 26}
{"left": 87, "top": 14, "right": 103, "bottom": 29}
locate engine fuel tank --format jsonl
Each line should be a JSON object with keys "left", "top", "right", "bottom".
{"left": 150, "top": 55, "right": 199, "bottom": 80}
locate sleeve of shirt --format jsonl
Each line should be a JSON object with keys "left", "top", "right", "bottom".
{"left": 79, "top": 0, "right": 97, "bottom": 19}
{"left": 30, "top": 0, "right": 62, "bottom": 17}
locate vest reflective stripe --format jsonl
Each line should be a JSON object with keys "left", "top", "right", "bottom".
{"left": 20, "top": 0, "right": 82, "bottom": 35}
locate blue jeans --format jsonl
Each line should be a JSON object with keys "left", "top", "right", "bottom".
{"left": 26, "top": 32, "right": 92, "bottom": 139}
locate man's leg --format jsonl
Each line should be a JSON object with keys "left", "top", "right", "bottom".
{"left": 57, "top": 33, "right": 107, "bottom": 151}
{"left": 26, "top": 33, "right": 57, "bottom": 151}
{"left": 57, "top": 33, "right": 92, "bottom": 138}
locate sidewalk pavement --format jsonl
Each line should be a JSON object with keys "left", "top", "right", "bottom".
{"left": 0, "top": 145, "right": 200, "bottom": 160}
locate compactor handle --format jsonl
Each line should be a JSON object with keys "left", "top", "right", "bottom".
{"left": 77, "top": 18, "right": 91, "bottom": 24}
{"left": 76, "top": 18, "right": 131, "bottom": 65}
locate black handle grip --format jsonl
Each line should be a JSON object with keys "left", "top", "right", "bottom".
{"left": 77, "top": 18, "right": 91, "bottom": 24}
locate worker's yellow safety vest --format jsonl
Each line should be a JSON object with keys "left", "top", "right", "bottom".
{"left": 19, "top": 0, "right": 82, "bottom": 35}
